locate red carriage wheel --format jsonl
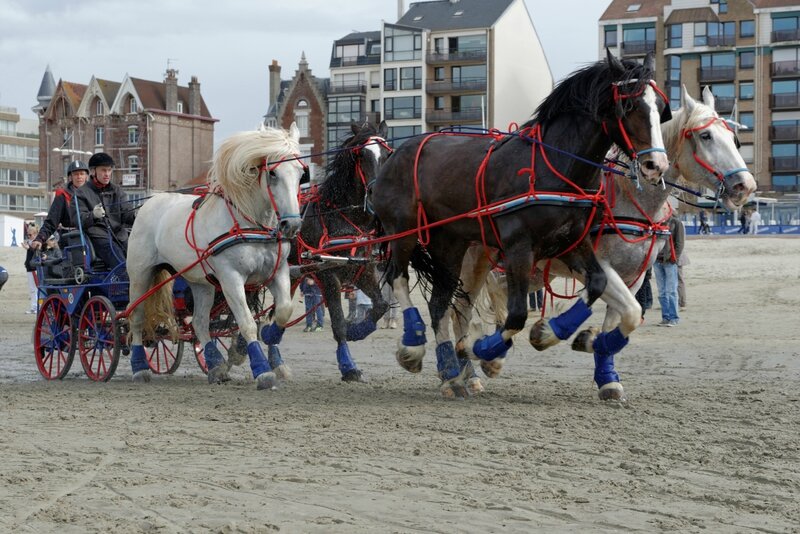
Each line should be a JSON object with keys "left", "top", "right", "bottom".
{"left": 192, "top": 336, "right": 231, "bottom": 375}
{"left": 144, "top": 331, "right": 184, "bottom": 375}
{"left": 77, "top": 296, "right": 121, "bottom": 382}
{"left": 33, "top": 295, "right": 76, "bottom": 380}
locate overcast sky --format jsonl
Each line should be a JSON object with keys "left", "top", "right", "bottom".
{"left": 0, "top": 0, "right": 609, "bottom": 143}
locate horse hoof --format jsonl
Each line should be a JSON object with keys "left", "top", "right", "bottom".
{"left": 341, "top": 369, "right": 367, "bottom": 383}
{"left": 466, "top": 376, "right": 485, "bottom": 395}
{"left": 572, "top": 327, "right": 600, "bottom": 353}
{"left": 256, "top": 371, "right": 278, "bottom": 391}
{"left": 227, "top": 347, "right": 247, "bottom": 367}
{"left": 529, "top": 318, "right": 560, "bottom": 351}
{"left": 274, "top": 364, "right": 292, "bottom": 381}
{"left": 132, "top": 370, "right": 152, "bottom": 383}
{"left": 207, "top": 366, "right": 230, "bottom": 385}
{"left": 440, "top": 379, "right": 468, "bottom": 400}
{"left": 480, "top": 359, "right": 504, "bottom": 378}
{"left": 598, "top": 382, "right": 626, "bottom": 402}
{"left": 396, "top": 342, "right": 425, "bottom": 373}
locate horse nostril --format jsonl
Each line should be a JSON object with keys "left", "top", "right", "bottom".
{"left": 644, "top": 160, "right": 657, "bottom": 171}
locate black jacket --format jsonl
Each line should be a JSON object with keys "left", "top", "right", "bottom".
{"left": 75, "top": 179, "right": 136, "bottom": 243}
{"left": 34, "top": 184, "right": 78, "bottom": 246}
{"left": 657, "top": 215, "right": 685, "bottom": 264}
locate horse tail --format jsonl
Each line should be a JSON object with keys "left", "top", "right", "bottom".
{"left": 409, "top": 243, "right": 467, "bottom": 305}
{"left": 141, "top": 268, "right": 178, "bottom": 344}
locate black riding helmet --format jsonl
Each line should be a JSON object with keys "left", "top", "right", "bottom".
{"left": 88, "top": 152, "right": 115, "bottom": 168}
{"left": 66, "top": 160, "right": 89, "bottom": 176}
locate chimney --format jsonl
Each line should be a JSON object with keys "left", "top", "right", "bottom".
{"left": 268, "top": 60, "right": 281, "bottom": 109}
{"left": 188, "top": 75, "right": 201, "bottom": 116}
{"left": 398, "top": 0, "right": 405, "bottom": 19}
{"left": 165, "top": 68, "right": 178, "bottom": 112}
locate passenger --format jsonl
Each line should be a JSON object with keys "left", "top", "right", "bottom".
{"left": 74, "top": 152, "right": 136, "bottom": 270}
{"left": 29, "top": 159, "right": 89, "bottom": 250}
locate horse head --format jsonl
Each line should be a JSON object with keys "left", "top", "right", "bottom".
{"left": 266, "top": 122, "right": 305, "bottom": 238}
{"left": 324, "top": 120, "right": 391, "bottom": 208}
{"left": 669, "top": 85, "right": 756, "bottom": 210}
{"left": 601, "top": 51, "right": 670, "bottom": 185}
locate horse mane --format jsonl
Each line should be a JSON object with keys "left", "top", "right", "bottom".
{"left": 207, "top": 127, "right": 299, "bottom": 223}
{"left": 319, "top": 123, "right": 381, "bottom": 206}
{"left": 661, "top": 98, "right": 718, "bottom": 158}
{"left": 525, "top": 57, "right": 654, "bottom": 129}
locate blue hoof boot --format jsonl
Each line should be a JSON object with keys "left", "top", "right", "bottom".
{"left": 549, "top": 299, "right": 593, "bottom": 340}
{"left": 204, "top": 341, "right": 229, "bottom": 384}
{"left": 260, "top": 323, "right": 285, "bottom": 345}
{"left": 473, "top": 330, "right": 512, "bottom": 361}
{"left": 592, "top": 327, "right": 629, "bottom": 357}
{"left": 130, "top": 345, "right": 150, "bottom": 374}
{"left": 436, "top": 341, "right": 460, "bottom": 382}
{"left": 401, "top": 307, "right": 427, "bottom": 347}
{"left": 247, "top": 341, "right": 272, "bottom": 378}
{"left": 346, "top": 319, "right": 377, "bottom": 341}
{"left": 267, "top": 345, "right": 284, "bottom": 369}
{"left": 336, "top": 343, "right": 361, "bottom": 379}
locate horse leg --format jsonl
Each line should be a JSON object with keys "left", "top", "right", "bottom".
{"left": 260, "top": 259, "right": 294, "bottom": 385}
{"left": 191, "top": 283, "right": 230, "bottom": 384}
{"left": 128, "top": 265, "right": 154, "bottom": 383}
{"left": 321, "top": 269, "right": 364, "bottom": 383}
{"left": 390, "top": 237, "right": 427, "bottom": 373}
{"left": 346, "top": 265, "right": 383, "bottom": 342}
{"left": 530, "top": 247, "right": 608, "bottom": 350}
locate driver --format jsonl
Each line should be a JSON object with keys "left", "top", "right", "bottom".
{"left": 30, "top": 159, "right": 89, "bottom": 250}
{"left": 74, "top": 152, "right": 136, "bottom": 269}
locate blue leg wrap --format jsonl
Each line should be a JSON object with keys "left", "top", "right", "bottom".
{"left": 401, "top": 307, "right": 427, "bottom": 347}
{"left": 472, "top": 330, "right": 512, "bottom": 361}
{"left": 267, "top": 345, "right": 284, "bottom": 369}
{"left": 204, "top": 341, "right": 225, "bottom": 370}
{"left": 435, "top": 341, "right": 460, "bottom": 382}
{"left": 260, "top": 323, "right": 285, "bottom": 345}
{"left": 235, "top": 333, "right": 247, "bottom": 355}
{"left": 548, "top": 298, "right": 593, "bottom": 340}
{"left": 592, "top": 327, "right": 627, "bottom": 387}
{"left": 346, "top": 319, "right": 377, "bottom": 341}
{"left": 130, "top": 345, "right": 149, "bottom": 373}
{"left": 336, "top": 343, "right": 358, "bottom": 376}
{"left": 247, "top": 341, "right": 271, "bottom": 378}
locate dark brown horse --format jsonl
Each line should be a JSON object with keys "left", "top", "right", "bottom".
{"left": 370, "top": 51, "right": 671, "bottom": 398}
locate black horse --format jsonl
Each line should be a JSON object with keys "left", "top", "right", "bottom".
{"left": 370, "top": 51, "right": 671, "bottom": 398}
{"left": 266, "top": 121, "right": 392, "bottom": 382}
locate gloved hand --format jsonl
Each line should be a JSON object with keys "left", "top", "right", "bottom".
{"left": 92, "top": 204, "right": 106, "bottom": 220}
{"left": 30, "top": 240, "right": 43, "bottom": 250}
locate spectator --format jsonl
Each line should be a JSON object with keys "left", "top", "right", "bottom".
{"left": 381, "top": 283, "right": 398, "bottom": 329}
{"left": 634, "top": 267, "right": 653, "bottom": 322}
{"left": 699, "top": 210, "right": 711, "bottom": 235}
{"left": 42, "top": 235, "right": 63, "bottom": 262}
{"left": 354, "top": 288, "right": 373, "bottom": 323}
{"left": 30, "top": 160, "right": 88, "bottom": 251}
{"left": 654, "top": 214, "right": 684, "bottom": 327}
{"left": 529, "top": 288, "right": 544, "bottom": 311}
{"left": 21, "top": 223, "right": 39, "bottom": 314}
{"left": 345, "top": 288, "right": 357, "bottom": 322}
{"left": 749, "top": 209, "right": 762, "bottom": 235}
{"left": 677, "top": 249, "right": 689, "bottom": 311}
{"left": 737, "top": 210, "right": 749, "bottom": 234}
{"left": 299, "top": 276, "right": 324, "bottom": 332}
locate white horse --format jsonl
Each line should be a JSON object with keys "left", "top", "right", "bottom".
{"left": 455, "top": 86, "right": 757, "bottom": 399}
{"left": 126, "top": 125, "right": 305, "bottom": 390}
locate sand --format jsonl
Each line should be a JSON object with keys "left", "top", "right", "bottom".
{"left": 0, "top": 237, "right": 799, "bottom": 533}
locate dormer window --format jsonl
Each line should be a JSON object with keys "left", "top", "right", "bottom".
{"left": 129, "top": 97, "right": 138, "bottom": 114}
{"left": 413, "top": 16, "right": 423, "bottom": 21}
{"left": 297, "top": 99, "right": 309, "bottom": 108}
{"left": 177, "top": 101, "right": 184, "bottom": 113}
{"left": 453, "top": 10, "right": 463, "bottom": 16}
{"left": 627, "top": 4, "right": 641, "bottom": 12}
{"left": 95, "top": 99, "right": 104, "bottom": 116}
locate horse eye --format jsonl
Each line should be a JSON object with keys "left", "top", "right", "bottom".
{"left": 700, "top": 131, "right": 712, "bottom": 141}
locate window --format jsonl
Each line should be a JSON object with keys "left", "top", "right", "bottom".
{"left": 739, "top": 144, "right": 754, "bottom": 164}
{"left": 773, "top": 16, "right": 800, "bottom": 41}
{"left": 627, "top": 3, "right": 640, "bottom": 12}
{"left": 129, "top": 97, "right": 138, "bottom": 114}
{"left": 177, "top": 101, "right": 184, "bottom": 113}
{"left": 384, "top": 26, "right": 422, "bottom": 62}
{"left": 739, "top": 112, "right": 754, "bottom": 130}
{"left": 370, "top": 71, "right": 380, "bottom": 88}
{"left": 95, "top": 126, "right": 104, "bottom": 146}
{"left": 604, "top": 26, "right": 618, "bottom": 47}
{"left": 772, "top": 174, "right": 800, "bottom": 191}
{"left": 739, "top": 81, "right": 754, "bottom": 100}
{"left": 328, "top": 96, "right": 363, "bottom": 124}
{"left": 387, "top": 125, "right": 421, "bottom": 148}
{"left": 740, "top": 50, "right": 755, "bottom": 69}
{"left": 666, "top": 24, "right": 682, "bottom": 48}
{"left": 773, "top": 79, "right": 800, "bottom": 94}
{"left": 128, "top": 155, "right": 139, "bottom": 171}
{"left": 434, "top": 67, "right": 445, "bottom": 81}
{"left": 695, "top": 21, "right": 734, "bottom": 46}
{"left": 740, "top": 20, "right": 755, "bottom": 38}
{"left": 384, "top": 96, "right": 421, "bottom": 120}
{"left": 0, "top": 119, "right": 16, "bottom": 135}
{"left": 772, "top": 143, "right": 800, "bottom": 157}
{"left": 400, "top": 67, "right": 421, "bottom": 90}
{"left": 95, "top": 99, "right": 103, "bottom": 116}
{"left": 384, "top": 68, "right": 396, "bottom": 91}
{"left": 128, "top": 125, "right": 139, "bottom": 145}
{"left": 623, "top": 26, "right": 655, "bottom": 46}
{"left": 701, "top": 52, "right": 735, "bottom": 68}
{"left": 295, "top": 111, "right": 309, "bottom": 137}
{"left": 434, "top": 37, "right": 444, "bottom": 53}
{"left": 434, "top": 96, "right": 445, "bottom": 110}
{"left": 666, "top": 55, "right": 681, "bottom": 109}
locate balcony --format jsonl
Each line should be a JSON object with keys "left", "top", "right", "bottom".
{"left": 771, "top": 28, "right": 800, "bottom": 43}
{"left": 426, "top": 48, "right": 487, "bottom": 64}
{"left": 770, "top": 124, "right": 800, "bottom": 141}
{"left": 714, "top": 97, "right": 735, "bottom": 114}
{"left": 329, "top": 55, "right": 381, "bottom": 69}
{"left": 426, "top": 78, "right": 487, "bottom": 94}
{"left": 426, "top": 107, "right": 483, "bottom": 124}
{"left": 771, "top": 93, "right": 800, "bottom": 109}
{"left": 706, "top": 35, "right": 736, "bottom": 47}
{"left": 769, "top": 156, "right": 800, "bottom": 172}
{"left": 328, "top": 82, "right": 367, "bottom": 95}
{"left": 697, "top": 66, "right": 736, "bottom": 83}
{"left": 771, "top": 60, "right": 800, "bottom": 78}
{"left": 621, "top": 40, "right": 656, "bottom": 56}
{"left": 384, "top": 109, "right": 421, "bottom": 120}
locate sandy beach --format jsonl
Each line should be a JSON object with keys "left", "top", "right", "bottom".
{"left": 0, "top": 236, "right": 798, "bottom": 533}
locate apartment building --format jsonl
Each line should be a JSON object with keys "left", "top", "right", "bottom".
{"left": 34, "top": 67, "right": 216, "bottom": 203}
{"left": 601, "top": 0, "right": 800, "bottom": 197}
{"left": 0, "top": 106, "right": 43, "bottom": 220}
{"left": 326, "top": 0, "right": 552, "bottom": 147}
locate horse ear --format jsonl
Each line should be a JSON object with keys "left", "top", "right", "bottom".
{"left": 378, "top": 120, "right": 388, "bottom": 139}
{"left": 643, "top": 52, "right": 656, "bottom": 75}
{"left": 702, "top": 86, "right": 716, "bottom": 110}
{"left": 350, "top": 120, "right": 360, "bottom": 135}
{"left": 681, "top": 85, "right": 696, "bottom": 114}
{"left": 289, "top": 121, "right": 300, "bottom": 142}
{"left": 606, "top": 48, "right": 624, "bottom": 75}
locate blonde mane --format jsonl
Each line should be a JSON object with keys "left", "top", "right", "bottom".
{"left": 207, "top": 127, "right": 299, "bottom": 224}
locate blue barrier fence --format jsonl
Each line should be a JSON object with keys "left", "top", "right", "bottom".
{"left": 686, "top": 224, "right": 800, "bottom": 235}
